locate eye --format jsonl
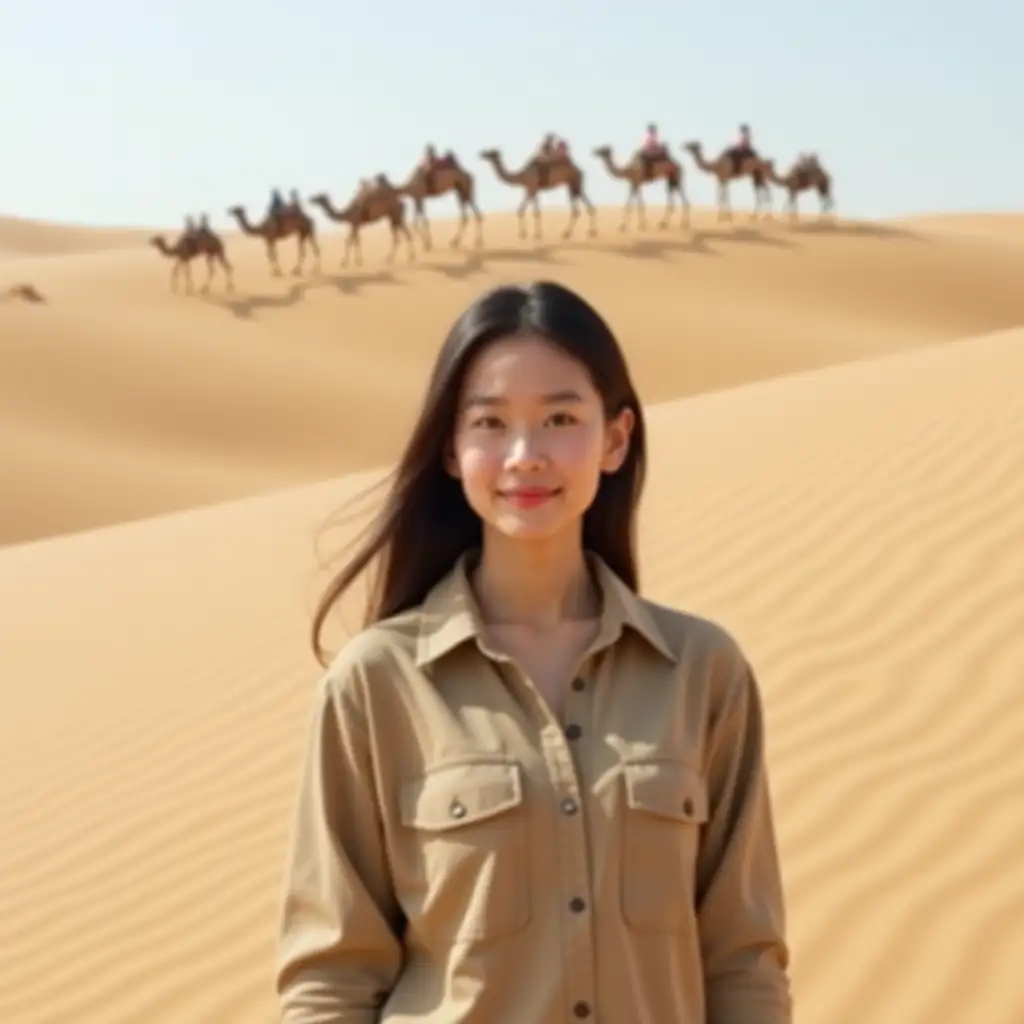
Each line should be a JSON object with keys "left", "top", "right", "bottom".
{"left": 469, "top": 415, "right": 503, "bottom": 430}
{"left": 548, "top": 411, "right": 579, "bottom": 427}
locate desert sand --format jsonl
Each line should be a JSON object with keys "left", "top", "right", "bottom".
{"left": 1, "top": 205, "right": 1022, "bottom": 1023}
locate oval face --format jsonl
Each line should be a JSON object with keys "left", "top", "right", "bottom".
{"left": 450, "top": 334, "right": 633, "bottom": 547}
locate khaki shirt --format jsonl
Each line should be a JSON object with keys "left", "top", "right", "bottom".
{"left": 276, "top": 552, "right": 792, "bottom": 1023}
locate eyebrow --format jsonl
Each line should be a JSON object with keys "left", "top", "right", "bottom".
{"left": 462, "top": 389, "right": 584, "bottom": 409}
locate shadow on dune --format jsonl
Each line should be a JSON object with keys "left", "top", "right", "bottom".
{"left": 785, "top": 219, "right": 926, "bottom": 241}
{"left": 701, "top": 225, "right": 799, "bottom": 250}
{"left": 201, "top": 270, "right": 407, "bottom": 318}
{"left": 423, "top": 244, "right": 565, "bottom": 281}
{"left": 585, "top": 233, "right": 722, "bottom": 260}
{"left": 300, "top": 269, "right": 408, "bottom": 297}
{"left": 201, "top": 283, "right": 305, "bottom": 320}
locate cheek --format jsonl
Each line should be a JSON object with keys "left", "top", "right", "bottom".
{"left": 552, "top": 430, "right": 605, "bottom": 475}
{"left": 455, "top": 441, "right": 498, "bottom": 484}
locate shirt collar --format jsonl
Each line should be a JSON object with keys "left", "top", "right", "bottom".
{"left": 414, "top": 549, "right": 676, "bottom": 668}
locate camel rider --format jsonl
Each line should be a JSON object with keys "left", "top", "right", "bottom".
{"left": 198, "top": 213, "right": 210, "bottom": 233}
{"left": 421, "top": 144, "right": 439, "bottom": 172}
{"left": 729, "top": 124, "right": 758, "bottom": 173}
{"left": 268, "top": 188, "right": 286, "bottom": 221}
{"left": 288, "top": 188, "right": 302, "bottom": 212}
{"left": 640, "top": 122, "right": 665, "bottom": 176}
{"left": 184, "top": 215, "right": 197, "bottom": 236}
{"left": 641, "top": 123, "right": 664, "bottom": 155}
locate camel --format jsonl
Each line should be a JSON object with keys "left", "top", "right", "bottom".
{"left": 478, "top": 148, "right": 597, "bottom": 241}
{"left": 592, "top": 145, "right": 690, "bottom": 231}
{"left": 764, "top": 155, "right": 834, "bottom": 219}
{"left": 226, "top": 202, "right": 320, "bottom": 277}
{"left": 396, "top": 151, "right": 484, "bottom": 250}
{"left": 149, "top": 223, "right": 233, "bottom": 295}
{"left": 308, "top": 176, "right": 415, "bottom": 269}
{"left": 682, "top": 141, "right": 771, "bottom": 222}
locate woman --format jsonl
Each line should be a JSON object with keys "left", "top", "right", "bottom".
{"left": 276, "top": 282, "right": 792, "bottom": 1023}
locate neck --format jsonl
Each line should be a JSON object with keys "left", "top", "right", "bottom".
{"left": 471, "top": 530, "right": 598, "bottom": 630}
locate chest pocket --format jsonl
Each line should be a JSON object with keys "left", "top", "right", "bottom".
{"left": 621, "top": 758, "right": 709, "bottom": 932}
{"left": 399, "top": 759, "right": 530, "bottom": 945}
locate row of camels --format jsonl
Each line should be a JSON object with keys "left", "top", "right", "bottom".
{"left": 149, "top": 139, "right": 834, "bottom": 295}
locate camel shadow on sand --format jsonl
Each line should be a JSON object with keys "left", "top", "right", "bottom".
{"left": 422, "top": 243, "right": 566, "bottom": 281}
{"left": 300, "top": 268, "right": 408, "bottom": 297}
{"left": 783, "top": 218, "right": 927, "bottom": 241}
{"left": 201, "top": 282, "right": 306, "bottom": 320}
{"left": 201, "top": 269, "right": 406, "bottom": 319}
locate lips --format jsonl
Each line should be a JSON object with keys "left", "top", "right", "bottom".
{"left": 499, "top": 487, "right": 560, "bottom": 509}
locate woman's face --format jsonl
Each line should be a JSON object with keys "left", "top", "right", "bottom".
{"left": 448, "top": 334, "right": 634, "bottom": 545}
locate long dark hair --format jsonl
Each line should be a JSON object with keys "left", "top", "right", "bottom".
{"left": 310, "top": 280, "right": 647, "bottom": 666}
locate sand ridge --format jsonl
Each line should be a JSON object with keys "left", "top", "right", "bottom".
{"left": 1, "top": 207, "right": 1023, "bottom": 1022}
{"left": 3, "top": 208, "right": 1024, "bottom": 546}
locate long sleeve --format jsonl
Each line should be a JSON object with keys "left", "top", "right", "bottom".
{"left": 696, "top": 657, "right": 793, "bottom": 1023}
{"left": 276, "top": 648, "right": 404, "bottom": 1023}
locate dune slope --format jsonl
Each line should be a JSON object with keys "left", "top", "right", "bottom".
{"left": 1, "top": 326, "right": 1022, "bottom": 1023}
{"left": 3, "top": 209, "right": 1024, "bottom": 546}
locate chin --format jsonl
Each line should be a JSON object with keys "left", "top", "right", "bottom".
{"left": 488, "top": 509, "right": 576, "bottom": 543}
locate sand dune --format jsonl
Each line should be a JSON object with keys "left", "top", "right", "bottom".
{"left": 1, "top": 206, "right": 1023, "bottom": 1023}
{"left": 3, "top": 208, "right": 1024, "bottom": 546}
{"left": 0, "top": 214, "right": 158, "bottom": 259}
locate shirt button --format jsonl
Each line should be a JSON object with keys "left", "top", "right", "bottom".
{"left": 449, "top": 800, "right": 467, "bottom": 819}
{"left": 682, "top": 797, "right": 695, "bottom": 816}
{"left": 573, "top": 1002, "right": 592, "bottom": 1018}
{"left": 565, "top": 723, "right": 582, "bottom": 741}
{"left": 561, "top": 797, "right": 579, "bottom": 816}
{"left": 571, "top": 677, "right": 585, "bottom": 691}
{"left": 569, "top": 897, "right": 586, "bottom": 913}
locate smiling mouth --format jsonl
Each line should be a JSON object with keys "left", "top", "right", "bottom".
{"left": 499, "top": 488, "right": 561, "bottom": 508}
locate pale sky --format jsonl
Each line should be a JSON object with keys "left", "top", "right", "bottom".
{"left": 1, "top": 0, "right": 1019, "bottom": 229}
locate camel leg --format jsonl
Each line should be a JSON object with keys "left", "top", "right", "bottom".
{"left": 513, "top": 195, "right": 529, "bottom": 240}
{"left": 219, "top": 255, "right": 234, "bottom": 293}
{"left": 384, "top": 226, "right": 398, "bottom": 264}
{"left": 308, "top": 234, "right": 321, "bottom": 275}
{"left": 581, "top": 192, "right": 597, "bottom": 237}
{"left": 183, "top": 260, "right": 194, "bottom": 295}
{"left": 266, "top": 240, "right": 283, "bottom": 277}
{"left": 561, "top": 195, "right": 579, "bottom": 241}
{"left": 291, "top": 235, "right": 305, "bottom": 276}
{"left": 170, "top": 261, "right": 179, "bottom": 294}
{"left": 416, "top": 201, "right": 433, "bottom": 252}
{"left": 717, "top": 182, "right": 731, "bottom": 222}
{"left": 619, "top": 187, "right": 634, "bottom": 233}
{"left": 201, "top": 255, "right": 215, "bottom": 295}
{"left": 450, "top": 200, "right": 468, "bottom": 249}
{"left": 659, "top": 182, "right": 673, "bottom": 230}
{"left": 680, "top": 184, "right": 692, "bottom": 228}
{"left": 470, "top": 201, "right": 484, "bottom": 248}
{"left": 342, "top": 227, "right": 362, "bottom": 268}
{"left": 403, "top": 223, "right": 416, "bottom": 262}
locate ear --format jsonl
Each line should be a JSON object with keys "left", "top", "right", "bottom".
{"left": 601, "top": 407, "right": 635, "bottom": 474}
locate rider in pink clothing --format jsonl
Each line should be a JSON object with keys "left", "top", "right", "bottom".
{"left": 641, "top": 123, "right": 662, "bottom": 154}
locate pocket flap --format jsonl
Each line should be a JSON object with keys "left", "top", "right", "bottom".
{"left": 401, "top": 760, "right": 524, "bottom": 831}
{"left": 624, "top": 759, "right": 709, "bottom": 824}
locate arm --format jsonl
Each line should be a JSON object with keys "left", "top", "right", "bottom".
{"left": 276, "top": 643, "right": 404, "bottom": 1023}
{"left": 697, "top": 656, "right": 793, "bottom": 1023}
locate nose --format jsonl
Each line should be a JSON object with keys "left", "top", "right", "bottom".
{"left": 504, "top": 430, "right": 547, "bottom": 470}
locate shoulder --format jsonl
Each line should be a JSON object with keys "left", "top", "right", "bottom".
{"left": 639, "top": 596, "right": 756, "bottom": 705}
{"left": 644, "top": 597, "right": 748, "bottom": 668}
{"left": 316, "top": 607, "right": 426, "bottom": 708}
